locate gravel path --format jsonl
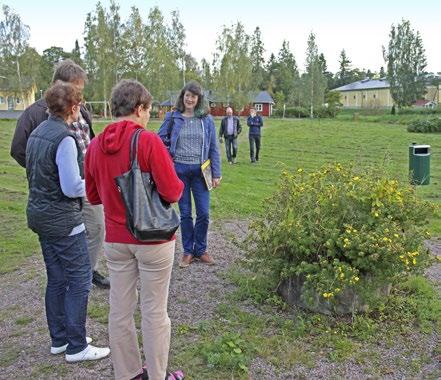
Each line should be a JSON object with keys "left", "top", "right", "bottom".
{"left": 0, "top": 222, "right": 440, "bottom": 379}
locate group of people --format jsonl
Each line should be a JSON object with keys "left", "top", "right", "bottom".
{"left": 9, "top": 58, "right": 265, "bottom": 380}
{"left": 218, "top": 106, "right": 264, "bottom": 164}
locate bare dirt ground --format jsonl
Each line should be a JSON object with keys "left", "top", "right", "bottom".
{"left": 0, "top": 222, "right": 440, "bottom": 379}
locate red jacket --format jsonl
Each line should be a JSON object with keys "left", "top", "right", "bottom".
{"left": 85, "top": 119, "right": 184, "bottom": 244}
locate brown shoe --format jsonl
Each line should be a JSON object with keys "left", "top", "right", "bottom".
{"left": 179, "top": 254, "right": 193, "bottom": 268}
{"left": 199, "top": 253, "right": 215, "bottom": 265}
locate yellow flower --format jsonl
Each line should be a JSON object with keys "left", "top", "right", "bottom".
{"left": 339, "top": 273, "right": 345, "bottom": 279}
{"left": 353, "top": 276, "right": 359, "bottom": 282}
{"left": 374, "top": 212, "right": 379, "bottom": 217}
{"left": 297, "top": 168, "right": 303, "bottom": 173}
{"left": 352, "top": 176, "right": 360, "bottom": 181}
{"left": 412, "top": 258, "right": 417, "bottom": 265}
{"left": 394, "top": 234, "right": 399, "bottom": 238}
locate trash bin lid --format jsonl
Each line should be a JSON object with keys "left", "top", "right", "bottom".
{"left": 410, "top": 144, "right": 430, "bottom": 149}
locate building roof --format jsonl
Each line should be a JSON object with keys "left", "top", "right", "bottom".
{"left": 160, "top": 99, "right": 174, "bottom": 107}
{"left": 333, "top": 78, "right": 390, "bottom": 92}
{"left": 253, "top": 90, "right": 274, "bottom": 104}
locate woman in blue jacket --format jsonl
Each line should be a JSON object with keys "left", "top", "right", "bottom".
{"left": 158, "top": 81, "right": 221, "bottom": 268}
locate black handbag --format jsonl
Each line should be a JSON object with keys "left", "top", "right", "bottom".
{"left": 115, "top": 128, "right": 180, "bottom": 241}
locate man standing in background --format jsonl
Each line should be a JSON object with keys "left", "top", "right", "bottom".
{"left": 10, "top": 59, "right": 110, "bottom": 289}
{"left": 247, "top": 107, "right": 263, "bottom": 163}
{"left": 219, "top": 106, "right": 241, "bottom": 164}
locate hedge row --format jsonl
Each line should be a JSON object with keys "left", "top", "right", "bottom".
{"left": 407, "top": 118, "right": 441, "bottom": 133}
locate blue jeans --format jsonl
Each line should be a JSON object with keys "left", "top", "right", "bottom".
{"left": 225, "top": 135, "right": 238, "bottom": 162}
{"left": 174, "top": 162, "right": 210, "bottom": 257}
{"left": 39, "top": 231, "right": 92, "bottom": 354}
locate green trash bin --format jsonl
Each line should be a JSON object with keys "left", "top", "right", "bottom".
{"left": 409, "top": 143, "right": 430, "bottom": 185}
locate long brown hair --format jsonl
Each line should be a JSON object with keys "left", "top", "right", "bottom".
{"left": 175, "top": 81, "right": 208, "bottom": 117}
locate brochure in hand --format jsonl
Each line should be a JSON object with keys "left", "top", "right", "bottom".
{"left": 201, "top": 159, "right": 213, "bottom": 191}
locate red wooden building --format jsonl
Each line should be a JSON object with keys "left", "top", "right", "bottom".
{"left": 159, "top": 90, "right": 274, "bottom": 118}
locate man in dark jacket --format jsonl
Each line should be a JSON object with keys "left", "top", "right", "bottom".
{"left": 10, "top": 59, "right": 109, "bottom": 289}
{"left": 218, "top": 106, "right": 241, "bottom": 164}
{"left": 247, "top": 107, "right": 263, "bottom": 163}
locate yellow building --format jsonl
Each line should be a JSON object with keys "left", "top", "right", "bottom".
{"left": 0, "top": 79, "right": 37, "bottom": 111}
{"left": 333, "top": 78, "right": 440, "bottom": 109}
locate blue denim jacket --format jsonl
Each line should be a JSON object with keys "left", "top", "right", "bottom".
{"left": 158, "top": 111, "right": 222, "bottom": 178}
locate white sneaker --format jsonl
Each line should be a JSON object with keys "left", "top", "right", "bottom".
{"left": 65, "top": 344, "right": 110, "bottom": 362}
{"left": 51, "top": 337, "right": 93, "bottom": 355}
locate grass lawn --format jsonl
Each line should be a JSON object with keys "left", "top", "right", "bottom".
{"left": 2, "top": 116, "right": 441, "bottom": 273}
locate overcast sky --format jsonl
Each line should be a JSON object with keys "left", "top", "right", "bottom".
{"left": 5, "top": 0, "right": 441, "bottom": 74}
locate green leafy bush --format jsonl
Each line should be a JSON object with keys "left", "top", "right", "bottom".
{"left": 247, "top": 164, "right": 435, "bottom": 308}
{"left": 407, "top": 117, "right": 441, "bottom": 133}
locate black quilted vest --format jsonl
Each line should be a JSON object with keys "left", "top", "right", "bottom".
{"left": 26, "top": 115, "right": 84, "bottom": 237}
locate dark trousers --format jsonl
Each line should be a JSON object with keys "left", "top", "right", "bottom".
{"left": 39, "top": 231, "right": 92, "bottom": 354}
{"left": 249, "top": 135, "right": 261, "bottom": 162}
{"left": 174, "top": 162, "right": 210, "bottom": 257}
{"left": 225, "top": 135, "right": 238, "bottom": 162}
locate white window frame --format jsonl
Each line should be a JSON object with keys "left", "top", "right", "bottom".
{"left": 254, "top": 103, "right": 263, "bottom": 112}
{"left": 0, "top": 96, "right": 4, "bottom": 104}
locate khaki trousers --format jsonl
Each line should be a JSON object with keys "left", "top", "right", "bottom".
{"left": 104, "top": 241, "right": 175, "bottom": 380}
{"left": 82, "top": 198, "right": 105, "bottom": 271}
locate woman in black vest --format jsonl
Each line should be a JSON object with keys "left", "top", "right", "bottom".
{"left": 26, "top": 82, "right": 110, "bottom": 362}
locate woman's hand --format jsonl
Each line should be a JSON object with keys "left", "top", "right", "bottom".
{"left": 212, "top": 177, "right": 221, "bottom": 188}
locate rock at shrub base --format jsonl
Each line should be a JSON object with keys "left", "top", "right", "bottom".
{"left": 278, "top": 275, "right": 391, "bottom": 315}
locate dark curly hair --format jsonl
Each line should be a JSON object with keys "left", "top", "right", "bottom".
{"left": 45, "top": 81, "right": 82, "bottom": 119}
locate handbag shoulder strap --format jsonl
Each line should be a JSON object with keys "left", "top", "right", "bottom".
{"left": 166, "top": 112, "right": 174, "bottom": 140}
{"left": 130, "top": 129, "right": 143, "bottom": 168}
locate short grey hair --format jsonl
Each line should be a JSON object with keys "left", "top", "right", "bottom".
{"left": 52, "top": 59, "right": 87, "bottom": 84}
{"left": 111, "top": 79, "right": 152, "bottom": 117}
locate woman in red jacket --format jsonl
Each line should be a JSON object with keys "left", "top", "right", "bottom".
{"left": 84, "top": 80, "right": 184, "bottom": 380}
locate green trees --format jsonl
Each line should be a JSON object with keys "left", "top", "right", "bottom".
{"left": 250, "top": 26, "right": 266, "bottom": 90}
{"left": 0, "top": 5, "right": 30, "bottom": 100}
{"left": 83, "top": 1, "right": 123, "bottom": 102}
{"left": 335, "top": 49, "right": 353, "bottom": 87}
{"left": 144, "top": 7, "right": 180, "bottom": 101}
{"left": 83, "top": 3, "right": 182, "bottom": 102}
{"left": 212, "top": 22, "right": 253, "bottom": 111}
{"left": 303, "top": 32, "right": 326, "bottom": 118}
{"left": 2, "top": 3, "right": 432, "bottom": 116}
{"left": 383, "top": 19, "right": 427, "bottom": 108}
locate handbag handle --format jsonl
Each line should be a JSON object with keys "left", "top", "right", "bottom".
{"left": 130, "top": 129, "right": 143, "bottom": 169}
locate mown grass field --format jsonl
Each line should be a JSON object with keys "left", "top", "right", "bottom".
{"left": 2, "top": 116, "right": 441, "bottom": 273}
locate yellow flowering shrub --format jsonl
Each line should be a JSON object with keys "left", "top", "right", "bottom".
{"left": 247, "top": 163, "right": 435, "bottom": 309}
